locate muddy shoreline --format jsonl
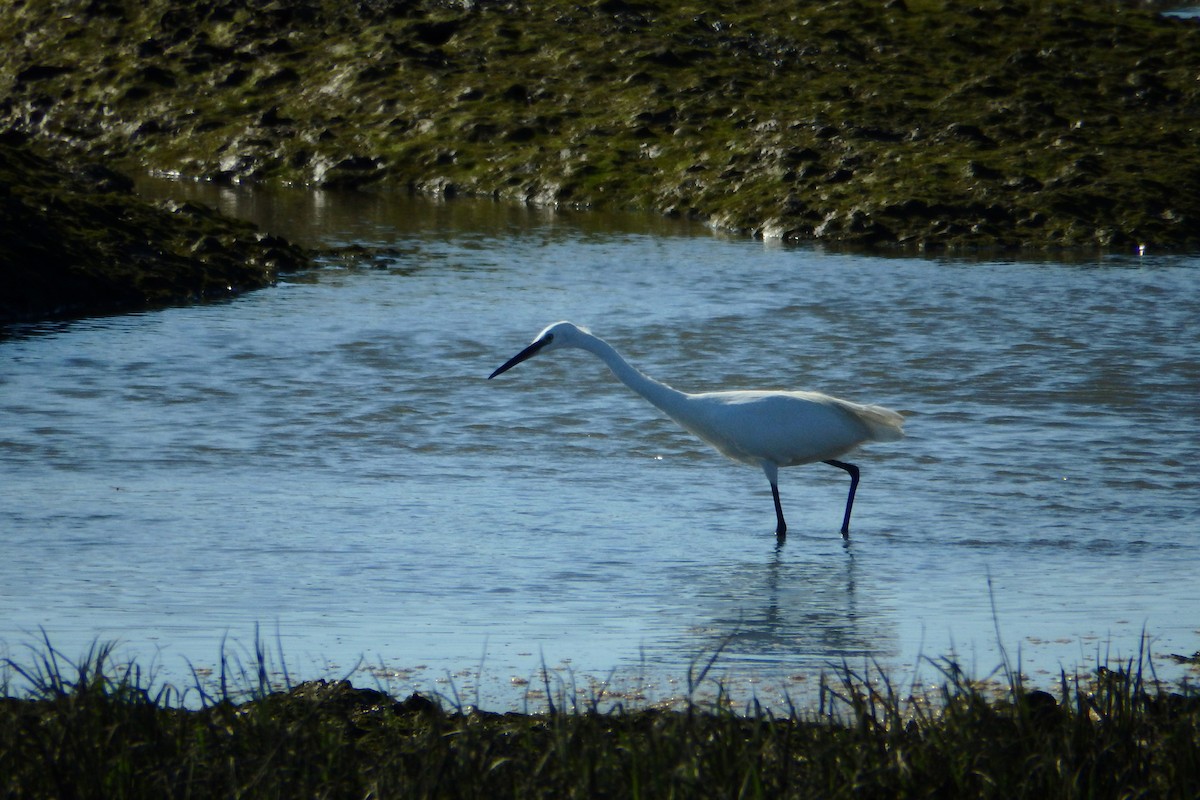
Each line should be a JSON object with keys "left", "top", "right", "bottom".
{"left": 0, "top": 135, "right": 308, "bottom": 324}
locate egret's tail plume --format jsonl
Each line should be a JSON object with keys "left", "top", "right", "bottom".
{"left": 859, "top": 404, "right": 906, "bottom": 443}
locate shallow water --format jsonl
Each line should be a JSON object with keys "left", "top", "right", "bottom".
{"left": 2, "top": 183, "right": 1198, "bottom": 709}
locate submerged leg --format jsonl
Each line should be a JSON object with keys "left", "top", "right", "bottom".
{"left": 824, "top": 460, "right": 860, "bottom": 538}
{"left": 771, "top": 482, "right": 787, "bottom": 538}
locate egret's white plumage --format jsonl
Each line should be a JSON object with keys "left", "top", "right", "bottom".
{"left": 489, "top": 321, "right": 904, "bottom": 538}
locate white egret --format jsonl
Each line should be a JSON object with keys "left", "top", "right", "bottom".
{"left": 488, "top": 321, "right": 904, "bottom": 539}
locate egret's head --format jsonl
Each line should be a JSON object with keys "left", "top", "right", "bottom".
{"left": 488, "top": 321, "right": 589, "bottom": 379}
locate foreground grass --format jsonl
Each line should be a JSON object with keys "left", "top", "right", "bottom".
{"left": 2, "top": 640, "right": 1197, "bottom": 799}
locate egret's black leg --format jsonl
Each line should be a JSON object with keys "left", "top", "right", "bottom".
{"left": 771, "top": 482, "right": 787, "bottom": 538}
{"left": 824, "top": 460, "right": 860, "bottom": 538}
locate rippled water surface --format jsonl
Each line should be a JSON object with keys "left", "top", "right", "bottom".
{"left": 2, "top": 184, "right": 1198, "bottom": 708}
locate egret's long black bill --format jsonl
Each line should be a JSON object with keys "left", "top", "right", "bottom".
{"left": 488, "top": 336, "right": 551, "bottom": 379}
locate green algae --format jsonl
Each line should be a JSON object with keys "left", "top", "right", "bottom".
{"left": 3, "top": 0, "right": 1199, "bottom": 252}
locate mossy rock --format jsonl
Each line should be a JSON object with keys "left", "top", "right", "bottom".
{"left": 0, "top": 135, "right": 309, "bottom": 324}
{"left": 2, "top": 0, "right": 1199, "bottom": 251}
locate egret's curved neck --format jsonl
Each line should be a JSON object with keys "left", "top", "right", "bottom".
{"left": 576, "top": 334, "right": 689, "bottom": 414}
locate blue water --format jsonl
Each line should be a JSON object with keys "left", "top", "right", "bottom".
{"left": 1165, "top": 7, "right": 1200, "bottom": 20}
{"left": 2, "top": 185, "right": 1198, "bottom": 709}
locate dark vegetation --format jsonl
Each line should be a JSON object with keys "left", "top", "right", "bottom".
{"left": 2, "top": 638, "right": 1198, "bottom": 798}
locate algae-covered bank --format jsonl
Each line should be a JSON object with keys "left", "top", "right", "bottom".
{"left": 3, "top": 0, "right": 1200, "bottom": 253}
{"left": 0, "top": 136, "right": 309, "bottom": 323}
